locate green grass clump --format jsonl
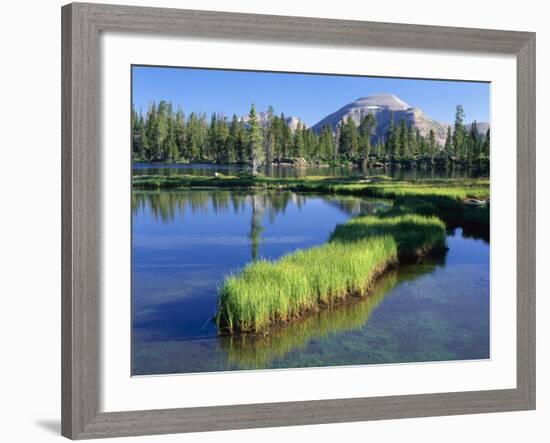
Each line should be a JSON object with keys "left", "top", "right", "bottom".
{"left": 363, "top": 182, "right": 489, "bottom": 201}
{"left": 330, "top": 214, "right": 447, "bottom": 261}
{"left": 216, "top": 214, "right": 446, "bottom": 334}
{"left": 217, "top": 237, "right": 397, "bottom": 333}
{"left": 222, "top": 268, "right": 401, "bottom": 369}
{"left": 222, "top": 258, "right": 443, "bottom": 369}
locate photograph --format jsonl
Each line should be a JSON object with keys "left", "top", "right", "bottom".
{"left": 130, "top": 66, "right": 491, "bottom": 376}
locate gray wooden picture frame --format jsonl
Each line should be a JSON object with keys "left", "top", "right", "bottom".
{"left": 61, "top": 2, "right": 536, "bottom": 439}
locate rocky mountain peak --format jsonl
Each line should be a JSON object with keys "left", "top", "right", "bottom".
{"left": 350, "top": 94, "right": 411, "bottom": 112}
{"left": 311, "top": 94, "right": 449, "bottom": 145}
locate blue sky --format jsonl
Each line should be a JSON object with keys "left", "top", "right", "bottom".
{"left": 132, "top": 66, "right": 490, "bottom": 126}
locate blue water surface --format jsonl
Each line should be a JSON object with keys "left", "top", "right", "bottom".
{"left": 132, "top": 189, "right": 489, "bottom": 375}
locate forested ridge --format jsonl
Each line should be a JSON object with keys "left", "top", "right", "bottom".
{"left": 132, "top": 101, "right": 490, "bottom": 169}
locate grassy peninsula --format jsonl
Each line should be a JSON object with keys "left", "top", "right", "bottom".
{"left": 216, "top": 214, "right": 445, "bottom": 334}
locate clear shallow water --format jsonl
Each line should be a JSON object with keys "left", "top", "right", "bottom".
{"left": 132, "top": 190, "right": 489, "bottom": 375}
{"left": 133, "top": 162, "right": 487, "bottom": 180}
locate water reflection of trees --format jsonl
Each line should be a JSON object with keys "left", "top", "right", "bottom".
{"left": 249, "top": 194, "right": 264, "bottom": 261}
{"left": 133, "top": 190, "right": 248, "bottom": 222}
{"left": 323, "top": 196, "right": 389, "bottom": 217}
{"left": 219, "top": 257, "right": 444, "bottom": 370}
{"left": 133, "top": 190, "right": 389, "bottom": 261}
{"left": 132, "top": 190, "right": 386, "bottom": 223}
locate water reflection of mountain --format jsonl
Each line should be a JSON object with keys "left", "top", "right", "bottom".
{"left": 220, "top": 257, "right": 444, "bottom": 370}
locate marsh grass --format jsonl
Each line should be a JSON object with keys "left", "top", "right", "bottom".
{"left": 133, "top": 174, "right": 489, "bottom": 200}
{"left": 216, "top": 214, "right": 446, "bottom": 334}
{"left": 222, "top": 258, "right": 443, "bottom": 368}
{"left": 222, "top": 269, "right": 400, "bottom": 368}
{"left": 330, "top": 214, "right": 447, "bottom": 261}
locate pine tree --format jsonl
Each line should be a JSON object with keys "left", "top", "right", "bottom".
{"left": 397, "top": 119, "right": 409, "bottom": 160}
{"left": 481, "top": 127, "right": 490, "bottom": 163}
{"left": 155, "top": 101, "right": 171, "bottom": 161}
{"left": 185, "top": 112, "right": 200, "bottom": 161}
{"left": 358, "top": 113, "right": 376, "bottom": 164}
{"left": 469, "top": 120, "right": 480, "bottom": 165}
{"left": 132, "top": 107, "right": 149, "bottom": 161}
{"left": 131, "top": 106, "right": 139, "bottom": 159}
{"left": 247, "top": 104, "right": 264, "bottom": 173}
{"left": 145, "top": 102, "right": 161, "bottom": 161}
{"left": 374, "top": 139, "right": 385, "bottom": 161}
{"left": 428, "top": 129, "right": 437, "bottom": 163}
{"left": 215, "top": 115, "right": 229, "bottom": 164}
{"left": 386, "top": 112, "right": 398, "bottom": 160}
{"left": 319, "top": 124, "right": 334, "bottom": 161}
{"left": 453, "top": 105, "right": 466, "bottom": 160}
{"left": 417, "top": 133, "right": 427, "bottom": 159}
{"left": 292, "top": 122, "right": 305, "bottom": 158}
{"left": 227, "top": 114, "right": 240, "bottom": 164}
{"left": 163, "top": 116, "right": 179, "bottom": 162}
{"left": 277, "top": 113, "right": 292, "bottom": 159}
{"left": 306, "top": 127, "right": 316, "bottom": 159}
{"left": 197, "top": 114, "right": 209, "bottom": 161}
{"left": 415, "top": 128, "right": 423, "bottom": 158}
{"left": 207, "top": 113, "right": 218, "bottom": 161}
{"left": 334, "top": 121, "right": 342, "bottom": 162}
{"left": 174, "top": 109, "right": 186, "bottom": 160}
{"left": 408, "top": 125, "right": 418, "bottom": 158}
{"left": 138, "top": 114, "right": 149, "bottom": 161}
{"left": 234, "top": 116, "right": 247, "bottom": 164}
{"left": 264, "top": 106, "right": 276, "bottom": 165}
{"left": 444, "top": 126, "right": 453, "bottom": 164}
{"left": 339, "top": 116, "right": 359, "bottom": 160}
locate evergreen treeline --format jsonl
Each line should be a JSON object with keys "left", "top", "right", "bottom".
{"left": 132, "top": 101, "right": 490, "bottom": 168}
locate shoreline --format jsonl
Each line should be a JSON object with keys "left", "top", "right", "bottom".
{"left": 131, "top": 175, "right": 490, "bottom": 229}
{"left": 133, "top": 159, "right": 490, "bottom": 171}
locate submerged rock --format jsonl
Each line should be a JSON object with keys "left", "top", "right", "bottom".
{"left": 464, "top": 198, "right": 488, "bottom": 206}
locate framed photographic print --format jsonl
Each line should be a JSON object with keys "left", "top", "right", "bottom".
{"left": 61, "top": 2, "right": 536, "bottom": 439}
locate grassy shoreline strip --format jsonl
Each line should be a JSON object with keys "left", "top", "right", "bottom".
{"left": 216, "top": 214, "right": 446, "bottom": 334}
{"left": 132, "top": 174, "right": 489, "bottom": 201}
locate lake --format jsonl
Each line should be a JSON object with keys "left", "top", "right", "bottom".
{"left": 133, "top": 162, "right": 488, "bottom": 180}
{"left": 132, "top": 189, "right": 490, "bottom": 375}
